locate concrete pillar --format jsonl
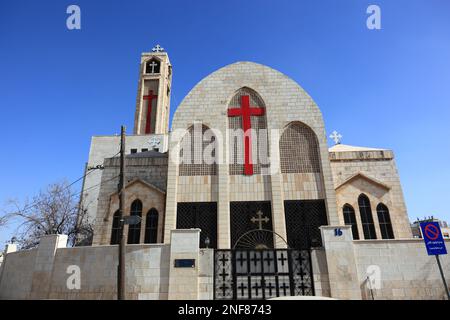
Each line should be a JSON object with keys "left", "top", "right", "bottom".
{"left": 198, "top": 248, "right": 214, "bottom": 300}
{"left": 29, "top": 234, "right": 68, "bottom": 299}
{"left": 270, "top": 173, "right": 287, "bottom": 248}
{"left": 320, "top": 226, "right": 361, "bottom": 299}
{"left": 168, "top": 229, "right": 201, "bottom": 299}
{"left": 5, "top": 243, "right": 18, "bottom": 254}
{"left": 164, "top": 133, "right": 180, "bottom": 243}
{"left": 217, "top": 163, "right": 230, "bottom": 249}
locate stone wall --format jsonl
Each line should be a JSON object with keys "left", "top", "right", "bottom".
{"left": 0, "top": 248, "right": 37, "bottom": 299}
{"left": 2, "top": 231, "right": 449, "bottom": 300}
{"left": 0, "top": 231, "right": 206, "bottom": 300}
{"left": 320, "top": 225, "right": 450, "bottom": 300}
{"left": 354, "top": 239, "right": 450, "bottom": 300}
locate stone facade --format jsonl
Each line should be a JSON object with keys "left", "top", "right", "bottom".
{"left": 82, "top": 134, "right": 168, "bottom": 227}
{"left": 329, "top": 145, "right": 412, "bottom": 239}
{"left": 164, "top": 61, "right": 340, "bottom": 248}
{"left": 92, "top": 151, "right": 168, "bottom": 245}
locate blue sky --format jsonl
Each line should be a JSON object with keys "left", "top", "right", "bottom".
{"left": 1, "top": 0, "right": 450, "bottom": 244}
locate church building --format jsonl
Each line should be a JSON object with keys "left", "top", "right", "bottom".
{"left": 1, "top": 45, "right": 448, "bottom": 300}
{"left": 88, "top": 45, "right": 412, "bottom": 250}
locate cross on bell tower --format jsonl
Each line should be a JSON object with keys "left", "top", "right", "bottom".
{"left": 133, "top": 44, "right": 172, "bottom": 135}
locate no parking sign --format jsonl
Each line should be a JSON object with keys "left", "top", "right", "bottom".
{"left": 420, "top": 222, "right": 447, "bottom": 255}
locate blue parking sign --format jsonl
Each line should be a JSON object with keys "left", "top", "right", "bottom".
{"left": 420, "top": 222, "right": 447, "bottom": 255}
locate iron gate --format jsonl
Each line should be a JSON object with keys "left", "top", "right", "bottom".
{"left": 214, "top": 249, "right": 314, "bottom": 300}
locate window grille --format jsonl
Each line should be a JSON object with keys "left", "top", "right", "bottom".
{"left": 110, "top": 210, "right": 121, "bottom": 245}
{"left": 280, "top": 122, "right": 320, "bottom": 173}
{"left": 127, "top": 199, "right": 142, "bottom": 244}
{"left": 358, "top": 194, "right": 377, "bottom": 239}
{"left": 376, "top": 203, "right": 394, "bottom": 239}
{"left": 343, "top": 204, "right": 360, "bottom": 240}
{"left": 144, "top": 208, "right": 159, "bottom": 243}
{"left": 177, "top": 202, "right": 217, "bottom": 248}
{"left": 284, "top": 200, "right": 328, "bottom": 249}
{"left": 179, "top": 124, "right": 217, "bottom": 176}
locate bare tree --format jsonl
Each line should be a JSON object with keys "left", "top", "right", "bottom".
{"left": 1, "top": 180, "right": 93, "bottom": 249}
{"left": 0, "top": 215, "right": 6, "bottom": 228}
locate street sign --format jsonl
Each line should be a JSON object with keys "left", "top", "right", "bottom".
{"left": 123, "top": 215, "right": 142, "bottom": 225}
{"left": 419, "top": 221, "right": 450, "bottom": 299}
{"left": 420, "top": 222, "right": 447, "bottom": 255}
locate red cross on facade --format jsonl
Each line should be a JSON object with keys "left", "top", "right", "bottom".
{"left": 227, "top": 95, "right": 265, "bottom": 175}
{"left": 143, "top": 89, "right": 158, "bottom": 134}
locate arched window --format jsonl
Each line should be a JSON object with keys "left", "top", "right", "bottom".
{"left": 358, "top": 194, "right": 377, "bottom": 239}
{"left": 179, "top": 124, "right": 216, "bottom": 176}
{"left": 144, "top": 208, "right": 159, "bottom": 244}
{"left": 377, "top": 203, "right": 394, "bottom": 239}
{"left": 110, "top": 210, "right": 121, "bottom": 245}
{"left": 228, "top": 87, "right": 269, "bottom": 175}
{"left": 343, "top": 204, "right": 359, "bottom": 240}
{"left": 145, "top": 58, "right": 160, "bottom": 74}
{"left": 280, "top": 122, "right": 321, "bottom": 173}
{"left": 127, "top": 200, "right": 142, "bottom": 244}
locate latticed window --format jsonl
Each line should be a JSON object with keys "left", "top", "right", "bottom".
{"left": 179, "top": 124, "right": 217, "bottom": 176}
{"left": 358, "top": 194, "right": 377, "bottom": 239}
{"left": 127, "top": 199, "right": 142, "bottom": 244}
{"left": 228, "top": 87, "right": 270, "bottom": 175}
{"left": 177, "top": 202, "right": 217, "bottom": 248}
{"left": 377, "top": 203, "right": 394, "bottom": 239}
{"left": 110, "top": 210, "right": 121, "bottom": 245}
{"left": 145, "top": 58, "right": 160, "bottom": 74}
{"left": 343, "top": 204, "right": 359, "bottom": 240}
{"left": 144, "top": 208, "right": 159, "bottom": 244}
{"left": 280, "top": 122, "right": 321, "bottom": 173}
{"left": 284, "top": 200, "right": 328, "bottom": 249}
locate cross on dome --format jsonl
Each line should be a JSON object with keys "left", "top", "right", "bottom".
{"left": 329, "top": 130, "right": 343, "bottom": 145}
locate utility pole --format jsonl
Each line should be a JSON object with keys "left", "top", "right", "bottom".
{"left": 117, "top": 125, "right": 126, "bottom": 300}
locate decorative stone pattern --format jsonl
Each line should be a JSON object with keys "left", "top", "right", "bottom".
{"left": 177, "top": 176, "right": 219, "bottom": 202}
{"left": 282, "top": 173, "right": 325, "bottom": 200}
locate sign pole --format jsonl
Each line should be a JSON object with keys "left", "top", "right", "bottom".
{"left": 420, "top": 221, "right": 449, "bottom": 300}
{"left": 435, "top": 255, "right": 450, "bottom": 300}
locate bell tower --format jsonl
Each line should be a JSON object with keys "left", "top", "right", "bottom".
{"left": 133, "top": 44, "right": 172, "bottom": 135}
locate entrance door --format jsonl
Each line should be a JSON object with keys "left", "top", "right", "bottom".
{"left": 214, "top": 248, "right": 314, "bottom": 300}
